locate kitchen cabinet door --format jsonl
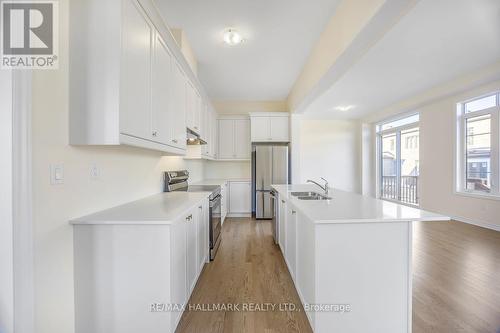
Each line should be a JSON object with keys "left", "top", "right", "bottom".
{"left": 229, "top": 181, "right": 251, "bottom": 213}
{"left": 234, "top": 119, "right": 251, "bottom": 159}
{"left": 151, "top": 31, "right": 172, "bottom": 145}
{"left": 201, "top": 105, "right": 210, "bottom": 156}
{"left": 185, "top": 82, "right": 194, "bottom": 132}
{"left": 197, "top": 202, "right": 208, "bottom": 272}
{"left": 186, "top": 209, "right": 197, "bottom": 294}
{"left": 270, "top": 117, "right": 289, "bottom": 142}
{"left": 211, "top": 112, "right": 218, "bottom": 158}
{"left": 250, "top": 117, "right": 270, "bottom": 142}
{"left": 193, "top": 91, "right": 201, "bottom": 134}
{"left": 171, "top": 61, "right": 187, "bottom": 150}
{"left": 279, "top": 198, "right": 287, "bottom": 254}
{"left": 218, "top": 119, "right": 235, "bottom": 159}
{"left": 120, "top": 0, "right": 153, "bottom": 140}
{"left": 170, "top": 215, "right": 187, "bottom": 329}
{"left": 285, "top": 205, "right": 297, "bottom": 279}
{"left": 221, "top": 182, "right": 228, "bottom": 224}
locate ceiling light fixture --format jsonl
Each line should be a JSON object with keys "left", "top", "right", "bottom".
{"left": 223, "top": 28, "right": 244, "bottom": 46}
{"left": 334, "top": 105, "right": 355, "bottom": 112}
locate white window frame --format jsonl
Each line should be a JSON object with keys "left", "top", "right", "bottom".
{"left": 455, "top": 92, "right": 500, "bottom": 199}
{"left": 376, "top": 113, "right": 420, "bottom": 207}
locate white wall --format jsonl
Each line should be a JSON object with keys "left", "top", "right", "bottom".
{"left": 204, "top": 161, "right": 251, "bottom": 179}
{"left": 418, "top": 81, "right": 500, "bottom": 230}
{"left": 31, "top": 1, "right": 205, "bottom": 332}
{"left": 364, "top": 78, "right": 500, "bottom": 230}
{"left": 0, "top": 71, "right": 14, "bottom": 333}
{"left": 294, "top": 117, "right": 362, "bottom": 193}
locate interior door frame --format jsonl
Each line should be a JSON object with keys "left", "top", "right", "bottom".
{"left": 1, "top": 70, "right": 35, "bottom": 333}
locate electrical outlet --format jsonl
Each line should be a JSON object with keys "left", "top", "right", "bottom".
{"left": 90, "top": 164, "right": 100, "bottom": 180}
{"left": 50, "top": 164, "right": 64, "bottom": 185}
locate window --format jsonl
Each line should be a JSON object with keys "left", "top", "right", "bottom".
{"left": 457, "top": 93, "right": 499, "bottom": 197}
{"left": 377, "top": 114, "right": 420, "bottom": 205}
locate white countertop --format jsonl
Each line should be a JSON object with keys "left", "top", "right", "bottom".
{"left": 192, "top": 178, "right": 251, "bottom": 185}
{"left": 272, "top": 184, "right": 449, "bottom": 224}
{"left": 70, "top": 192, "right": 209, "bottom": 225}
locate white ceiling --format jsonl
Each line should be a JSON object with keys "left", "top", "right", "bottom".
{"left": 306, "top": 0, "right": 500, "bottom": 119}
{"left": 154, "top": 0, "right": 340, "bottom": 101}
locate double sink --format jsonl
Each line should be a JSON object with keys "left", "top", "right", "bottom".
{"left": 291, "top": 191, "right": 331, "bottom": 200}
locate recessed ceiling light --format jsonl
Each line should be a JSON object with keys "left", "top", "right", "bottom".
{"left": 334, "top": 105, "right": 355, "bottom": 112}
{"left": 223, "top": 28, "right": 244, "bottom": 46}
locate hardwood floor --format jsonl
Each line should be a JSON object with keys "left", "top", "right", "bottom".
{"left": 413, "top": 220, "right": 500, "bottom": 333}
{"left": 176, "top": 217, "right": 312, "bottom": 333}
{"left": 177, "top": 218, "right": 500, "bottom": 333}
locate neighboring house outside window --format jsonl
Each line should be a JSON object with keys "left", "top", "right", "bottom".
{"left": 456, "top": 92, "right": 500, "bottom": 197}
{"left": 377, "top": 114, "right": 420, "bottom": 206}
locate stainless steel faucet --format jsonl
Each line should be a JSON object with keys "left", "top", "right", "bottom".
{"left": 307, "top": 178, "right": 329, "bottom": 195}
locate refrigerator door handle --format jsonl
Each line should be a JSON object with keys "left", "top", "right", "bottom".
{"left": 262, "top": 192, "right": 265, "bottom": 218}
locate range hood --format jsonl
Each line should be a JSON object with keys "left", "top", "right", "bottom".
{"left": 186, "top": 128, "right": 207, "bottom": 145}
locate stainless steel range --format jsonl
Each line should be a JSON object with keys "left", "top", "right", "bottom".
{"left": 164, "top": 170, "right": 222, "bottom": 261}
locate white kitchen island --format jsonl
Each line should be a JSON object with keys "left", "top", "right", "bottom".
{"left": 271, "top": 184, "right": 449, "bottom": 333}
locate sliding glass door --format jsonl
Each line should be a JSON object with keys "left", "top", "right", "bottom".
{"left": 378, "top": 115, "right": 420, "bottom": 206}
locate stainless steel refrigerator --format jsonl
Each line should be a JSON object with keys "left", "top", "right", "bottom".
{"left": 252, "top": 144, "right": 290, "bottom": 219}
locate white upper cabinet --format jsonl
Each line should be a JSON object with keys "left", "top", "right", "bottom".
{"left": 120, "top": 0, "right": 153, "bottom": 141}
{"left": 250, "top": 116, "right": 270, "bottom": 142}
{"left": 270, "top": 116, "right": 290, "bottom": 141}
{"left": 250, "top": 113, "right": 290, "bottom": 142}
{"left": 234, "top": 119, "right": 251, "bottom": 159}
{"left": 171, "top": 61, "right": 187, "bottom": 150}
{"left": 217, "top": 118, "right": 250, "bottom": 160}
{"left": 151, "top": 31, "right": 173, "bottom": 145}
{"left": 194, "top": 91, "right": 202, "bottom": 134}
{"left": 210, "top": 110, "right": 218, "bottom": 158}
{"left": 69, "top": 0, "right": 214, "bottom": 155}
{"left": 185, "top": 81, "right": 195, "bottom": 133}
{"left": 217, "top": 119, "right": 235, "bottom": 159}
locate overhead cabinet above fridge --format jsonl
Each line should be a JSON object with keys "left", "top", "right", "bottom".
{"left": 250, "top": 113, "right": 290, "bottom": 142}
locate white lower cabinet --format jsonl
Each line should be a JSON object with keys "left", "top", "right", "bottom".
{"left": 228, "top": 181, "right": 251, "bottom": 214}
{"left": 186, "top": 208, "right": 198, "bottom": 294}
{"left": 285, "top": 204, "right": 297, "bottom": 279}
{"left": 221, "top": 181, "right": 228, "bottom": 224}
{"left": 197, "top": 202, "right": 209, "bottom": 273}
{"left": 73, "top": 199, "right": 209, "bottom": 333}
{"left": 170, "top": 211, "right": 188, "bottom": 330}
{"left": 278, "top": 198, "right": 287, "bottom": 253}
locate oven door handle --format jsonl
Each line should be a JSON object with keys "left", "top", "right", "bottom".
{"left": 210, "top": 194, "right": 221, "bottom": 208}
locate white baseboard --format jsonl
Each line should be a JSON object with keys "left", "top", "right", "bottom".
{"left": 451, "top": 215, "right": 500, "bottom": 232}
{"left": 226, "top": 213, "right": 251, "bottom": 218}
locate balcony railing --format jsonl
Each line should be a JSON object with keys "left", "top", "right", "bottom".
{"left": 381, "top": 175, "right": 419, "bottom": 205}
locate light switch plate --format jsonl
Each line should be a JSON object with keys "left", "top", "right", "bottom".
{"left": 50, "top": 164, "right": 64, "bottom": 185}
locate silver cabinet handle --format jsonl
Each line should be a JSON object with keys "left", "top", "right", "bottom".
{"left": 198, "top": 206, "right": 202, "bottom": 209}
{"left": 172, "top": 139, "right": 178, "bottom": 143}
{"left": 152, "top": 131, "right": 158, "bottom": 137}
{"left": 186, "top": 214, "right": 192, "bottom": 221}
{"left": 281, "top": 200, "right": 285, "bottom": 203}
{"left": 292, "top": 210, "right": 296, "bottom": 214}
